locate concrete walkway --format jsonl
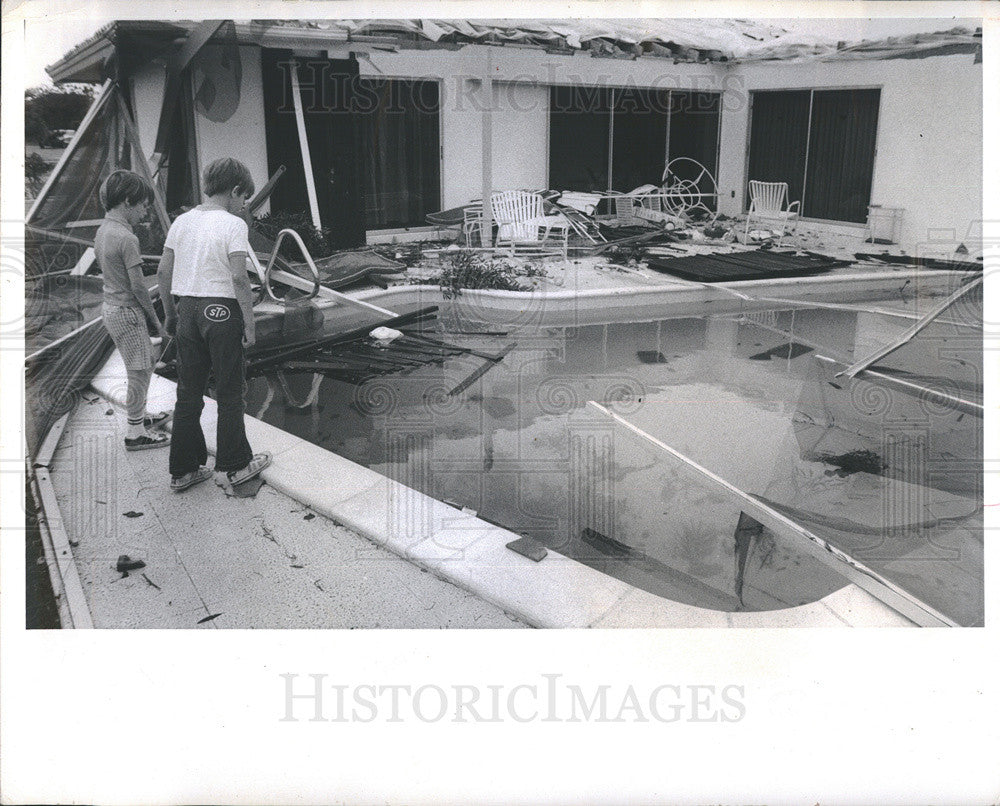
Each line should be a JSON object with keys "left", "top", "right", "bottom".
{"left": 47, "top": 398, "right": 526, "bottom": 628}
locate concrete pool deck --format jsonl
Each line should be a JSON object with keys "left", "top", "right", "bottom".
{"left": 45, "top": 390, "right": 527, "bottom": 629}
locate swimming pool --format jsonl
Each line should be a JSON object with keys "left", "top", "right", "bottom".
{"left": 245, "top": 287, "right": 983, "bottom": 626}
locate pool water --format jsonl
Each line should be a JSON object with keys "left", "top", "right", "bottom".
{"left": 246, "top": 298, "right": 983, "bottom": 625}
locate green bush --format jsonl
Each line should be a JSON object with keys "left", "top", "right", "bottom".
{"left": 421, "top": 252, "right": 546, "bottom": 298}
{"left": 25, "top": 152, "right": 51, "bottom": 195}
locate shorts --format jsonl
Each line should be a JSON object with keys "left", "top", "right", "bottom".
{"left": 102, "top": 302, "right": 153, "bottom": 370}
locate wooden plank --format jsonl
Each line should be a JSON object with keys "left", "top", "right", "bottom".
{"left": 70, "top": 248, "right": 96, "bottom": 276}
{"left": 290, "top": 63, "right": 322, "bottom": 230}
{"left": 480, "top": 49, "right": 494, "bottom": 245}
{"left": 33, "top": 412, "right": 72, "bottom": 469}
{"left": 266, "top": 266, "right": 396, "bottom": 317}
{"left": 64, "top": 219, "right": 106, "bottom": 229}
{"left": 839, "top": 276, "right": 983, "bottom": 379}
{"left": 117, "top": 93, "right": 173, "bottom": 237}
{"left": 448, "top": 343, "right": 515, "bottom": 396}
{"left": 25, "top": 225, "right": 159, "bottom": 262}
{"left": 246, "top": 165, "right": 287, "bottom": 216}
{"left": 398, "top": 332, "right": 504, "bottom": 361}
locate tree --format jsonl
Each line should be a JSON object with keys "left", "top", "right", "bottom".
{"left": 25, "top": 106, "right": 50, "bottom": 146}
{"left": 24, "top": 85, "right": 97, "bottom": 144}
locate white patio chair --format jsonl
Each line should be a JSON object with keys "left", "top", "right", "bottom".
{"left": 745, "top": 180, "right": 800, "bottom": 247}
{"left": 462, "top": 204, "right": 484, "bottom": 247}
{"left": 490, "top": 190, "right": 569, "bottom": 257}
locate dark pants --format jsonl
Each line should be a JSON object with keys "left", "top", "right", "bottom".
{"left": 169, "top": 296, "right": 253, "bottom": 476}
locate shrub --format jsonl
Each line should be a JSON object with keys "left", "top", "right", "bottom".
{"left": 420, "top": 252, "right": 547, "bottom": 298}
{"left": 25, "top": 152, "right": 52, "bottom": 195}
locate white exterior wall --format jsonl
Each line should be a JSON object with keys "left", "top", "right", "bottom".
{"left": 129, "top": 47, "right": 271, "bottom": 210}
{"left": 130, "top": 60, "right": 167, "bottom": 162}
{"left": 717, "top": 54, "right": 982, "bottom": 251}
{"left": 192, "top": 46, "right": 270, "bottom": 209}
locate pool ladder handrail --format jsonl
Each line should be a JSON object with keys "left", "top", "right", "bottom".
{"left": 250, "top": 227, "right": 321, "bottom": 304}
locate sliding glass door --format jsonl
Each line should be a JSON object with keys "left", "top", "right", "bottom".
{"left": 747, "top": 88, "right": 880, "bottom": 223}
{"left": 549, "top": 86, "right": 721, "bottom": 198}
{"left": 355, "top": 78, "right": 441, "bottom": 230}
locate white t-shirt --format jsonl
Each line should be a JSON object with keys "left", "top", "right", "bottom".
{"left": 164, "top": 208, "right": 251, "bottom": 299}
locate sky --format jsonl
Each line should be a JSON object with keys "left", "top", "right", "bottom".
{"left": 21, "top": 13, "right": 978, "bottom": 89}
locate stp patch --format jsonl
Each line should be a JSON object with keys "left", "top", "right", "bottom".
{"left": 204, "top": 303, "right": 231, "bottom": 322}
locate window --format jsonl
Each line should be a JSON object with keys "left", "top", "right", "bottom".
{"left": 549, "top": 86, "right": 612, "bottom": 193}
{"left": 549, "top": 86, "right": 720, "bottom": 201}
{"left": 355, "top": 79, "right": 441, "bottom": 230}
{"left": 747, "top": 88, "right": 880, "bottom": 223}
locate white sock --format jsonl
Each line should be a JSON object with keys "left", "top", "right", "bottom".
{"left": 126, "top": 417, "right": 145, "bottom": 439}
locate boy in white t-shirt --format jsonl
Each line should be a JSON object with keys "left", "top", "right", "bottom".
{"left": 157, "top": 158, "right": 271, "bottom": 492}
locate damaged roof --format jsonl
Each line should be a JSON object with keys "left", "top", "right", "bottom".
{"left": 253, "top": 18, "right": 793, "bottom": 60}
{"left": 46, "top": 18, "right": 983, "bottom": 84}
{"left": 45, "top": 17, "right": 793, "bottom": 81}
{"left": 735, "top": 25, "right": 981, "bottom": 62}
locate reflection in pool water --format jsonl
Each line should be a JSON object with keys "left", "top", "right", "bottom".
{"left": 246, "top": 299, "right": 983, "bottom": 625}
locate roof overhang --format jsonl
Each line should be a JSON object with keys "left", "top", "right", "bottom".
{"left": 46, "top": 20, "right": 195, "bottom": 83}
{"left": 45, "top": 20, "right": 405, "bottom": 83}
{"left": 46, "top": 23, "right": 116, "bottom": 83}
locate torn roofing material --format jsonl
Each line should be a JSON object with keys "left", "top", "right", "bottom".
{"left": 46, "top": 19, "right": 983, "bottom": 84}
{"left": 734, "top": 25, "right": 981, "bottom": 63}
{"left": 258, "top": 18, "right": 792, "bottom": 57}
{"left": 47, "top": 17, "right": 793, "bottom": 80}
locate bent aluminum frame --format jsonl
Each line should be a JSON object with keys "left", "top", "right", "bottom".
{"left": 590, "top": 401, "right": 959, "bottom": 627}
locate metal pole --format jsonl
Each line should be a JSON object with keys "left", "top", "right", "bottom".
{"left": 480, "top": 49, "right": 494, "bottom": 246}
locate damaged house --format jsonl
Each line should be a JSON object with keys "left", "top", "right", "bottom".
{"left": 25, "top": 19, "right": 985, "bottom": 631}
{"left": 37, "top": 19, "right": 982, "bottom": 255}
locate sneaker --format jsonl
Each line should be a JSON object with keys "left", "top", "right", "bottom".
{"left": 170, "top": 467, "right": 212, "bottom": 492}
{"left": 125, "top": 432, "right": 170, "bottom": 451}
{"left": 144, "top": 411, "right": 173, "bottom": 429}
{"left": 226, "top": 452, "right": 272, "bottom": 486}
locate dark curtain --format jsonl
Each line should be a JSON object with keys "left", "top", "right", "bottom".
{"left": 745, "top": 90, "right": 811, "bottom": 211}
{"left": 804, "top": 89, "right": 880, "bottom": 223}
{"left": 668, "top": 91, "right": 722, "bottom": 210}
{"left": 355, "top": 79, "right": 440, "bottom": 229}
{"left": 549, "top": 85, "right": 612, "bottom": 192}
{"left": 610, "top": 87, "right": 671, "bottom": 192}
{"left": 165, "top": 75, "right": 200, "bottom": 214}
{"left": 261, "top": 49, "right": 310, "bottom": 218}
